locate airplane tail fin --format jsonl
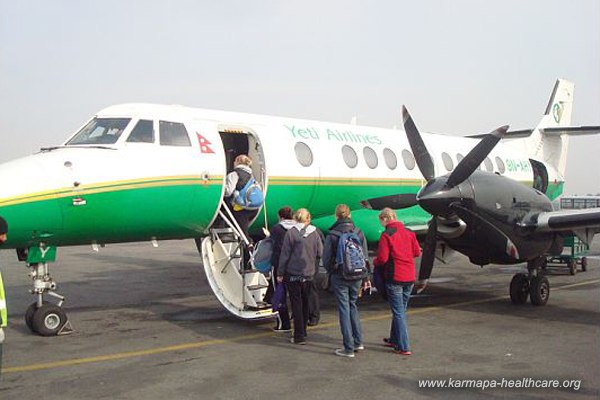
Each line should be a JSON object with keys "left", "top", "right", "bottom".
{"left": 522, "top": 79, "right": 574, "bottom": 177}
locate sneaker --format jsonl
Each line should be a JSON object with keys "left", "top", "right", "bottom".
{"left": 290, "top": 338, "right": 307, "bottom": 345}
{"left": 335, "top": 348, "right": 355, "bottom": 358}
{"left": 392, "top": 349, "right": 412, "bottom": 356}
{"left": 308, "top": 319, "right": 319, "bottom": 327}
{"left": 354, "top": 345, "right": 365, "bottom": 351}
{"left": 272, "top": 327, "right": 291, "bottom": 333}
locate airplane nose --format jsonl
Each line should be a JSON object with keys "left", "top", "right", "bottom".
{"left": 416, "top": 178, "right": 462, "bottom": 217}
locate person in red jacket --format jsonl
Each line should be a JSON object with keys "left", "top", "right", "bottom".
{"left": 373, "top": 208, "right": 421, "bottom": 355}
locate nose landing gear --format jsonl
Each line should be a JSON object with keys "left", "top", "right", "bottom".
{"left": 21, "top": 245, "right": 73, "bottom": 336}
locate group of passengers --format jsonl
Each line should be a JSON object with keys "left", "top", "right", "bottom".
{"left": 268, "top": 204, "right": 420, "bottom": 358}
{"left": 224, "top": 154, "right": 421, "bottom": 358}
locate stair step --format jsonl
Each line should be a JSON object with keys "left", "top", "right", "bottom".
{"left": 244, "top": 301, "right": 272, "bottom": 311}
{"left": 211, "top": 227, "right": 236, "bottom": 234}
{"left": 247, "top": 284, "right": 269, "bottom": 291}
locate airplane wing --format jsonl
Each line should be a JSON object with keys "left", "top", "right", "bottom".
{"left": 526, "top": 208, "right": 600, "bottom": 245}
{"left": 467, "top": 125, "right": 600, "bottom": 139}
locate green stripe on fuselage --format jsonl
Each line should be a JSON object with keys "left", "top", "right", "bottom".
{"left": 0, "top": 177, "right": 565, "bottom": 249}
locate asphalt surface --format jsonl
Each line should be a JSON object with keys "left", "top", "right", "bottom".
{"left": 0, "top": 237, "right": 598, "bottom": 400}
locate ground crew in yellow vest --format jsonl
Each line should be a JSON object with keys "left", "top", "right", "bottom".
{"left": 0, "top": 216, "right": 8, "bottom": 373}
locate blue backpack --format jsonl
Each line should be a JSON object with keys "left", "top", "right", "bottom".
{"left": 335, "top": 230, "right": 368, "bottom": 280}
{"left": 233, "top": 177, "right": 264, "bottom": 210}
{"left": 252, "top": 237, "right": 273, "bottom": 273}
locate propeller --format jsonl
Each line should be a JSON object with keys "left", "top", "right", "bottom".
{"left": 450, "top": 203, "right": 520, "bottom": 261}
{"left": 363, "top": 106, "right": 507, "bottom": 289}
{"left": 402, "top": 106, "right": 435, "bottom": 182}
{"left": 415, "top": 217, "right": 437, "bottom": 293}
{"left": 445, "top": 125, "right": 508, "bottom": 188}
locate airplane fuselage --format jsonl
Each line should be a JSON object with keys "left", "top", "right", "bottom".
{"left": 0, "top": 103, "right": 561, "bottom": 251}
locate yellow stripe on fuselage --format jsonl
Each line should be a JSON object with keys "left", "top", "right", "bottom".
{"left": 0, "top": 174, "right": 537, "bottom": 208}
{"left": 0, "top": 175, "right": 223, "bottom": 208}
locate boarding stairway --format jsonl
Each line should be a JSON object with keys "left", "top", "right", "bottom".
{"left": 199, "top": 201, "right": 275, "bottom": 319}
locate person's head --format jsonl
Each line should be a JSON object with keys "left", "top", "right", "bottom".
{"left": 293, "top": 208, "right": 311, "bottom": 225}
{"left": 278, "top": 206, "right": 293, "bottom": 221}
{"left": 335, "top": 204, "right": 351, "bottom": 220}
{"left": 234, "top": 154, "right": 252, "bottom": 168}
{"left": 378, "top": 208, "right": 397, "bottom": 227}
{"left": 0, "top": 216, "right": 7, "bottom": 244}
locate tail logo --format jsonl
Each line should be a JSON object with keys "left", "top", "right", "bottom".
{"left": 552, "top": 103, "right": 563, "bottom": 123}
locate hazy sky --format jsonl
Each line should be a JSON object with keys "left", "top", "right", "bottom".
{"left": 1, "top": 1, "right": 598, "bottom": 194}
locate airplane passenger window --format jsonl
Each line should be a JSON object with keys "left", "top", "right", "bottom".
{"left": 363, "top": 146, "right": 378, "bottom": 169}
{"left": 442, "top": 152, "right": 454, "bottom": 171}
{"left": 294, "top": 142, "right": 313, "bottom": 167}
{"left": 383, "top": 148, "right": 397, "bottom": 170}
{"left": 401, "top": 149, "right": 416, "bottom": 170}
{"left": 456, "top": 153, "right": 464, "bottom": 163}
{"left": 159, "top": 121, "right": 191, "bottom": 147}
{"left": 484, "top": 157, "right": 493, "bottom": 172}
{"left": 342, "top": 145, "right": 358, "bottom": 168}
{"left": 66, "top": 117, "right": 131, "bottom": 145}
{"left": 495, "top": 156, "right": 506, "bottom": 174}
{"left": 127, "top": 120, "right": 154, "bottom": 143}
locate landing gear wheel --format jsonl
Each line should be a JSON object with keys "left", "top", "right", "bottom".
{"left": 25, "top": 301, "right": 51, "bottom": 332}
{"left": 509, "top": 273, "right": 530, "bottom": 305}
{"left": 31, "top": 304, "right": 68, "bottom": 336}
{"left": 529, "top": 275, "right": 550, "bottom": 306}
{"left": 568, "top": 260, "right": 577, "bottom": 275}
{"left": 25, "top": 302, "right": 39, "bottom": 332}
{"left": 581, "top": 257, "right": 588, "bottom": 272}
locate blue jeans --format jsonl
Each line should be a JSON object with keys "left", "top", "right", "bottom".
{"left": 386, "top": 282, "right": 413, "bottom": 352}
{"left": 331, "top": 274, "right": 363, "bottom": 352}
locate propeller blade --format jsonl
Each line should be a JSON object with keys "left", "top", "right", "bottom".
{"left": 418, "top": 217, "right": 437, "bottom": 282}
{"left": 450, "top": 204, "right": 521, "bottom": 260}
{"left": 360, "top": 193, "right": 418, "bottom": 210}
{"left": 402, "top": 106, "right": 435, "bottom": 182}
{"left": 445, "top": 125, "right": 508, "bottom": 188}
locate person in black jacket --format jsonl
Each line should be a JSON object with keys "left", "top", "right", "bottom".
{"left": 278, "top": 209, "right": 323, "bottom": 345}
{"left": 307, "top": 227, "right": 324, "bottom": 326}
{"left": 266, "top": 206, "right": 295, "bottom": 332}
{"left": 322, "top": 204, "right": 370, "bottom": 357}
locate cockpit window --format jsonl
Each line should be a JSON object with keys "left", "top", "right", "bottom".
{"left": 159, "top": 120, "right": 192, "bottom": 147}
{"left": 66, "top": 118, "right": 131, "bottom": 145}
{"left": 127, "top": 119, "right": 155, "bottom": 143}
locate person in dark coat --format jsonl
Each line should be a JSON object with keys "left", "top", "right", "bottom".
{"left": 307, "top": 227, "right": 324, "bottom": 326}
{"left": 322, "top": 204, "right": 370, "bottom": 357}
{"left": 266, "top": 206, "right": 295, "bottom": 332}
{"left": 278, "top": 209, "right": 323, "bottom": 345}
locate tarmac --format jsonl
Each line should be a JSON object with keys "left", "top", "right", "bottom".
{"left": 0, "top": 237, "right": 598, "bottom": 400}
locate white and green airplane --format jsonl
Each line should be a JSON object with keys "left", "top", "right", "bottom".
{"left": 1, "top": 79, "right": 599, "bottom": 336}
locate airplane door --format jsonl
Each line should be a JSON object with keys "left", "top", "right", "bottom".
{"left": 194, "top": 125, "right": 274, "bottom": 320}
{"left": 186, "top": 120, "right": 227, "bottom": 233}
{"left": 529, "top": 159, "right": 549, "bottom": 193}
{"left": 218, "top": 126, "right": 268, "bottom": 225}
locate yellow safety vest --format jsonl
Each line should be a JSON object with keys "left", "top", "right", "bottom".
{"left": 0, "top": 271, "right": 6, "bottom": 328}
